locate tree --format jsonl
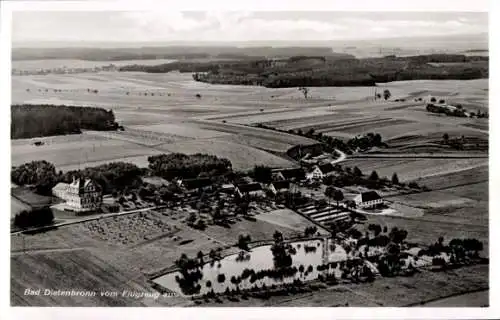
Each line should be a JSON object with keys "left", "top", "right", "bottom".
{"left": 430, "top": 97, "right": 437, "bottom": 103}
{"left": 442, "top": 133, "right": 449, "bottom": 143}
{"left": 383, "top": 89, "right": 391, "bottom": 100}
{"left": 353, "top": 166, "right": 363, "bottom": 177}
{"left": 298, "top": 87, "right": 309, "bottom": 99}
{"left": 389, "top": 227, "right": 408, "bottom": 244}
{"left": 369, "top": 170, "right": 379, "bottom": 181}
{"left": 217, "top": 273, "right": 226, "bottom": 283}
{"left": 333, "top": 189, "right": 344, "bottom": 208}
{"left": 197, "top": 251, "right": 204, "bottom": 265}
{"left": 324, "top": 186, "right": 336, "bottom": 207}
{"left": 391, "top": 173, "right": 399, "bottom": 185}
{"left": 14, "top": 207, "right": 54, "bottom": 229}
{"left": 368, "top": 224, "right": 382, "bottom": 237}
{"left": 439, "top": 99, "right": 445, "bottom": 104}
{"left": 251, "top": 165, "right": 273, "bottom": 183}
{"left": 237, "top": 234, "right": 251, "bottom": 250}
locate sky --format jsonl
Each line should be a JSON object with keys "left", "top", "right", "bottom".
{"left": 12, "top": 11, "right": 488, "bottom": 43}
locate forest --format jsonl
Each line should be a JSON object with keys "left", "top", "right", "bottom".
{"left": 120, "top": 54, "right": 488, "bottom": 88}
{"left": 11, "top": 104, "right": 119, "bottom": 139}
{"left": 147, "top": 153, "right": 233, "bottom": 180}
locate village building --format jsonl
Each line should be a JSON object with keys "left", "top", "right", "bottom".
{"left": 52, "top": 177, "right": 102, "bottom": 212}
{"left": 235, "top": 183, "right": 265, "bottom": 198}
{"left": 273, "top": 168, "right": 306, "bottom": 181}
{"left": 354, "top": 191, "right": 383, "bottom": 209}
{"left": 306, "top": 163, "right": 335, "bottom": 181}
{"left": 268, "top": 180, "right": 291, "bottom": 195}
{"left": 221, "top": 183, "right": 236, "bottom": 194}
{"left": 177, "top": 178, "right": 212, "bottom": 192}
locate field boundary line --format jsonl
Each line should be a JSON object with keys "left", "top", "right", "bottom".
{"left": 403, "top": 287, "right": 489, "bottom": 307}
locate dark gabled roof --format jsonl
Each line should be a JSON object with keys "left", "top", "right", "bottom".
{"left": 279, "top": 168, "right": 306, "bottom": 180}
{"left": 271, "top": 180, "right": 290, "bottom": 190}
{"left": 236, "top": 183, "right": 263, "bottom": 193}
{"left": 318, "top": 163, "right": 335, "bottom": 174}
{"left": 361, "top": 191, "right": 382, "bottom": 202}
{"left": 182, "top": 178, "right": 212, "bottom": 190}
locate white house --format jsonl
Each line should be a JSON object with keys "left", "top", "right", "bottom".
{"left": 52, "top": 177, "right": 102, "bottom": 212}
{"left": 306, "top": 163, "right": 335, "bottom": 181}
{"left": 354, "top": 191, "right": 383, "bottom": 209}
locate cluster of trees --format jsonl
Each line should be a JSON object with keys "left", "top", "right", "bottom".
{"left": 270, "top": 231, "right": 296, "bottom": 269}
{"left": 250, "top": 165, "right": 273, "bottom": 183}
{"left": 154, "top": 54, "right": 489, "bottom": 88}
{"left": 426, "top": 103, "right": 468, "bottom": 118}
{"left": 441, "top": 133, "right": 467, "bottom": 151}
{"left": 11, "top": 160, "right": 58, "bottom": 195}
{"left": 174, "top": 253, "right": 205, "bottom": 295}
{"left": 419, "top": 237, "right": 484, "bottom": 262}
{"left": 324, "top": 186, "right": 344, "bottom": 207}
{"left": 148, "top": 153, "right": 232, "bottom": 180}
{"left": 11, "top": 160, "right": 144, "bottom": 196}
{"left": 11, "top": 104, "right": 119, "bottom": 139}
{"left": 237, "top": 234, "right": 252, "bottom": 251}
{"left": 13, "top": 207, "right": 54, "bottom": 229}
{"left": 304, "top": 225, "right": 318, "bottom": 237}
{"left": 283, "top": 128, "right": 386, "bottom": 156}
{"left": 61, "top": 162, "right": 143, "bottom": 194}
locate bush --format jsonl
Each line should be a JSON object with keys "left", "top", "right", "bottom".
{"left": 14, "top": 207, "right": 54, "bottom": 228}
{"left": 217, "top": 274, "right": 226, "bottom": 283}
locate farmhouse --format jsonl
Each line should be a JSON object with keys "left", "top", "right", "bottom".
{"left": 268, "top": 180, "right": 291, "bottom": 195}
{"left": 235, "top": 183, "right": 265, "bottom": 198}
{"left": 354, "top": 191, "right": 383, "bottom": 209}
{"left": 221, "top": 183, "right": 236, "bottom": 194}
{"left": 52, "top": 177, "right": 102, "bottom": 212}
{"left": 177, "top": 178, "right": 212, "bottom": 192}
{"left": 273, "top": 168, "right": 306, "bottom": 181}
{"left": 306, "top": 163, "right": 335, "bottom": 180}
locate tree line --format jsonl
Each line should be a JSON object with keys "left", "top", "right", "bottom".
{"left": 119, "top": 54, "right": 487, "bottom": 88}
{"left": 11, "top": 104, "right": 119, "bottom": 139}
{"left": 147, "top": 153, "right": 232, "bottom": 180}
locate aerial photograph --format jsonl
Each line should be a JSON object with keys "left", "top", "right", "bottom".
{"left": 9, "top": 10, "right": 489, "bottom": 308}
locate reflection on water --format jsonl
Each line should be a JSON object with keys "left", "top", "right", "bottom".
{"left": 152, "top": 238, "right": 347, "bottom": 296}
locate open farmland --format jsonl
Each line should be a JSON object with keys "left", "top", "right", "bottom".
{"left": 10, "top": 57, "right": 489, "bottom": 308}
{"left": 11, "top": 134, "right": 163, "bottom": 170}
{"left": 10, "top": 249, "right": 163, "bottom": 307}
{"left": 341, "top": 158, "right": 488, "bottom": 182}
{"left": 156, "top": 139, "right": 295, "bottom": 170}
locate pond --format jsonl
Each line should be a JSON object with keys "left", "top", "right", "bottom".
{"left": 152, "top": 238, "right": 348, "bottom": 296}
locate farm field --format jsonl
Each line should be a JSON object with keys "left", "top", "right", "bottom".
{"left": 156, "top": 139, "right": 296, "bottom": 170}
{"left": 11, "top": 135, "right": 163, "bottom": 170}
{"left": 341, "top": 158, "right": 488, "bottom": 182}
{"left": 12, "top": 58, "right": 177, "bottom": 71}
{"left": 10, "top": 249, "right": 163, "bottom": 307}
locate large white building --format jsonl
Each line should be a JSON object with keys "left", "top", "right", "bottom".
{"left": 354, "top": 191, "right": 383, "bottom": 209}
{"left": 52, "top": 177, "right": 102, "bottom": 212}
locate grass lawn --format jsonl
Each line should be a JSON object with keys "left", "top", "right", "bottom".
{"left": 11, "top": 187, "right": 53, "bottom": 208}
